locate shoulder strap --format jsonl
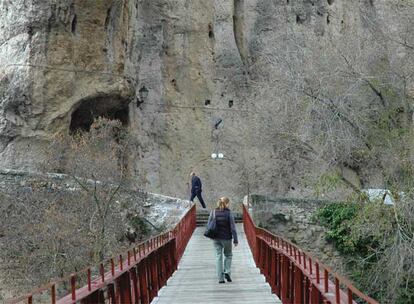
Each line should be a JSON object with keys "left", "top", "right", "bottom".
{"left": 211, "top": 210, "right": 216, "bottom": 219}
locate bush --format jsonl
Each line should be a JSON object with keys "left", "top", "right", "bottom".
{"left": 316, "top": 202, "right": 359, "bottom": 254}
{"left": 316, "top": 199, "right": 414, "bottom": 303}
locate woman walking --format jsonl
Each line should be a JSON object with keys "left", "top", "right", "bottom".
{"left": 207, "top": 197, "right": 238, "bottom": 283}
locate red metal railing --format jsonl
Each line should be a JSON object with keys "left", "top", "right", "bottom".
{"left": 243, "top": 204, "right": 379, "bottom": 304}
{"left": 7, "top": 205, "right": 196, "bottom": 304}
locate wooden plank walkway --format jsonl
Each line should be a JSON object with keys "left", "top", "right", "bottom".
{"left": 152, "top": 224, "right": 281, "bottom": 304}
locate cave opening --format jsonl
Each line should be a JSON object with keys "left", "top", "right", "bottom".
{"left": 69, "top": 96, "right": 130, "bottom": 133}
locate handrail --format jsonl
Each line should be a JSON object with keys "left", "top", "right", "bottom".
{"left": 6, "top": 204, "right": 196, "bottom": 304}
{"left": 243, "top": 204, "right": 379, "bottom": 304}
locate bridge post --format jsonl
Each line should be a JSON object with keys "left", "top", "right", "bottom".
{"left": 107, "top": 283, "right": 116, "bottom": 304}
{"left": 259, "top": 238, "right": 265, "bottom": 273}
{"left": 294, "top": 265, "right": 303, "bottom": 303}
{"left": 171, "top": 238, "right": 178, "bottom": 271}
{"left": 116, "top": 272, "right": 132, "bottom": 304}
{"left": 267, "top": 245, "right": 272, "bottom": 283}
{"left": 165, "top": 241, "right": 174, "bottom": 278}
{"left": 158, "top": 246, "right": 166, "bottom": 287}
{"left": 276, "top": 252, "right": 281, "bottom": 297}
{"left": 270, "top": 248, "right": 277, "bottom": 293}
{"left": 280, "top": 255, "right": 290, "bottom": 303}
{"left": 263, "top": 241, "right": 269, "bottom": 279}
{"left": 138, "top": 259, "right": 149, "bottom": 304}
{"left": 289, "top": 261, "right": 294, "bottom": 301}
{"left": 310, "top": 283, "right": 320, "bottom": 304}
{"left": 130, "top": 268, "right": 139, "bottom": 304}
{"left": 149, "top": 252, "right": 160, "bottom": 300}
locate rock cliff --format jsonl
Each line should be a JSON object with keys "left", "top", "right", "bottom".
{"left": 1, "top": 0, "right": 413, "bottom": 203}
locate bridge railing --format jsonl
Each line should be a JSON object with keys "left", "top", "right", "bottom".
{"left": 7, "top": 204, "right": 196, "bottom": 304}
{"left": 243, "top": 204, "right": 379, "bottom": 304}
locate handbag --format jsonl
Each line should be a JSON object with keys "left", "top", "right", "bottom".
{"left": 204, "top": 210, "right": 218, "bottom": 239}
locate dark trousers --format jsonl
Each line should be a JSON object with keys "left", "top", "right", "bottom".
{"left": 190, "top": 190, "right": 206, "bottom": 208}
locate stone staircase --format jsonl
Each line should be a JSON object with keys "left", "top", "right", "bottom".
{"left": 196, "top": 209, "right": 243, "bottom": 227}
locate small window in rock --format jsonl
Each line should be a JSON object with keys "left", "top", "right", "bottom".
{"left": 171, "top": 79, "right": 177, "bottom": 90}
{"left": 296, "top": 14, "right": 305, "bottom": 24}
{"left": 327, "top": 0, "right": 334, "bottom": 4}
{"left": 71, "top": 14, "right": 77, "bottom": 34}
{"left": 27, "top": 26, "right": 33, "bottom": 37}
{"left": 327, "top": 14, "right": 330, "bottom": 24}
{"left": 205, "top": 99, "right": 211, "bottom": 106}
{"left": 208, "top": 24, "right": 214, "bottom": 38}
{"left": 228, "top": 100, "right": 233, "bottom": 108}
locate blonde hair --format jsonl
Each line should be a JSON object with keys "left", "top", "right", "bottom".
{"left": 217, "top": 197, "right": 230, "bottom": 210}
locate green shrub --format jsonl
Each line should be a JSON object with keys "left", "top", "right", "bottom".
{"left": 316, "top": 202, "right": 359, "bottom": 254}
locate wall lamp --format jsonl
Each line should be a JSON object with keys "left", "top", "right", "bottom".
{"left": 136, "top": 86, "right": 149, "bottom": 106}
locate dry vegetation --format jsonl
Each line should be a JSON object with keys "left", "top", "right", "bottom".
{"left": 0, "top": 118, "right": 152, "bottom": 299}
{"left": 316, "top": 194, "right": 414, "bottom": 303}
{"left": 249, "top": 4, "right": 414, "bottom": 302}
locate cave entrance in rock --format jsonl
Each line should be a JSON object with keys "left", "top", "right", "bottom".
{"left": 69, "top": 96, "right": 130, "bottom": 133}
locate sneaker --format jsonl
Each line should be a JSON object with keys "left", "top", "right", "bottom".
{"left": 224, "top": 273, "right": 232, "bottom": 282}
{"left": 219, "top": 280, "right": 225, "bottom": 284}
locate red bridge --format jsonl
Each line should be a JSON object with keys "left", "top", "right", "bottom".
{"left": 7, "top": 204, "right": 378, "bottom": 304}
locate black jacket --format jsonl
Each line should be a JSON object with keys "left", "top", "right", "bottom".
{"left": 191, "top": 176, "right": 202, "bottom": 193}
{"left": 207, "top": 208, "right": 238, "bottom": 243}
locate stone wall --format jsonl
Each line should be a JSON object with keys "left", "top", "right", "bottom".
{"left": 247, "top": 194, "right": 347, "bottom": 275}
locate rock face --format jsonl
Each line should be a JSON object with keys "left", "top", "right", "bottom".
{"left": 1, "top": 0, "right": 414, "bottom": 203}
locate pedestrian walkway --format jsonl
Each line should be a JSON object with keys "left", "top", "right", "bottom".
{"left": 152, "top": 224, "right": 281, "bottom": 304}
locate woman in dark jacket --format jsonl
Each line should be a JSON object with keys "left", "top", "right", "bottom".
{"left": 207, "top": 197, "right": 238, "bottom": 283}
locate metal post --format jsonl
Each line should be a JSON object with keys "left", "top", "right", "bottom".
{"left": 294, "top": 266, "right": 303, "bottom": 303}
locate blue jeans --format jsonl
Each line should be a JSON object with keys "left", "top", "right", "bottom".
{"left": 213, "top": 239, "right": 233, "bottom": 281}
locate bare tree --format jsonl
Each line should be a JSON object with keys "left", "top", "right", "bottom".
{"left": 47, "top": 117, "right": 140, "bottom": 260}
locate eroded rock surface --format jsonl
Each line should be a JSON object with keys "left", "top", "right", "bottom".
{"left": 1, "top": 0, "right": 413, "bottom": 203}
